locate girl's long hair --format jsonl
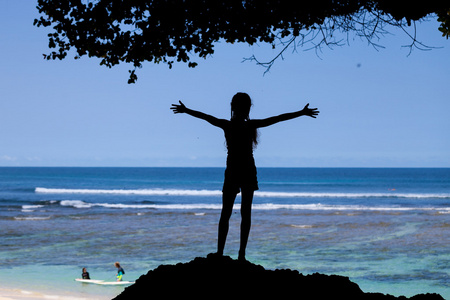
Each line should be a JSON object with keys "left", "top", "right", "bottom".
{"left": 230, "top": 92, "right": 258, "bottom": 148}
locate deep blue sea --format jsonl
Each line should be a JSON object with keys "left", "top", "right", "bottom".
{"left": 0, "top": 167, "right": 449, "bottom": 299}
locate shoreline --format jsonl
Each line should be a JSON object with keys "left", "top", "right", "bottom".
{"left": 0, "top": 287, "right": 79, "bottom": 300}
{"left": 0, "top": 286, "right": 112, "bottom": 300}
{"left": 2, "top": 259, "right": 448, "bottom": 300}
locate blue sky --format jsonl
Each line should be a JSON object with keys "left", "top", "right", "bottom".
{"left": 1, "top": 2, "right": 449, "bottom": 167}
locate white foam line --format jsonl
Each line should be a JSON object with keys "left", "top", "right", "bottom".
{"left": 58, "top": 200, "right": 450, "bottom": 212}
{"left": 14, "top": 216, "right": 51, "bottom": 220}
{"left": 35, "top": 187, "right": 450, "bottom": 199}
{"left": 36, "top": 187, "right": 222, "bottom": 196}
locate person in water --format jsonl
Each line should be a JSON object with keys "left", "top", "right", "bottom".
{"left": 171, "top": 92, "right": 319, "bottom": 260}
{"left": 82, "top": 267, "right": 90, "bottom": 279}
{"left": 115, "top": 262, "right": 125, "bottom": 281}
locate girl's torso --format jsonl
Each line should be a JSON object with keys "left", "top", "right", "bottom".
{"left": 223, "top": 120, "right": 255, "bottom": 157}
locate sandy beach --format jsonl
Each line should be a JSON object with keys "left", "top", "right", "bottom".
{"left": 0, "top": 288, "right": 41, "bottom": 300}
{"left": 0, "top": 289, "right": 77, "bottom": 300}
{"left": 0, "top": 288, "right": 72, "bottom": 300}
{"left": 0, "top": 287, "right": 111, "bottom": 300}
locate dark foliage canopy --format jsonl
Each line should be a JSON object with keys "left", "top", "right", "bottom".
{"left": 34, "top": 1, "right": 450, "bottom": 83}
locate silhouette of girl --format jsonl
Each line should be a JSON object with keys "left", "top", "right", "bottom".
{"left": 171, "top": 92, "right": 319, "bottom": 260}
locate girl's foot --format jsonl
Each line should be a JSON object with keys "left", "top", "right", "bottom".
{"left": 207, "top": 252, "right": 223, "bottom": 259}
{"left": 238, "top": 250, "right": 246, "bottom": 262}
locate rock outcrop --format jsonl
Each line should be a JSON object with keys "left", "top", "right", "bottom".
{"left": 113, "top": 254, "right": 444, "bottom": 300}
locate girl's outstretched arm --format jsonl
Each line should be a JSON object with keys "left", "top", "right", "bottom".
{"left": 252, "top": 103, "right": 319, "bottom": 128}
{"left": 171, "top": 101, "right": 227, "bottom": 128}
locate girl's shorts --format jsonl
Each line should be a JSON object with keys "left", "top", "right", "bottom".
{"left": 222, "top": 164, "right": 258, "bottom": 194}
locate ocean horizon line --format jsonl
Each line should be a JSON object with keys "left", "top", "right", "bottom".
{"left": 1, "top": 166, "right": 450, "bottom": 169}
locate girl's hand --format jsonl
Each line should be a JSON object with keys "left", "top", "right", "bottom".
{"left": 301, "top": 103, "right": 319, "bottom": 118}
{"left": 171, "top": 101, "right": 187, "bottom": 114}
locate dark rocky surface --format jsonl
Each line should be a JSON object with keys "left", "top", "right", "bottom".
{"left": 113, "top": 254, "right": 444, "bottom": 300}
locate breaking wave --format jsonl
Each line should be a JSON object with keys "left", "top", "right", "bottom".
{"left": 35, "top": 187, "right": 450, "bottom": 199}
{"left": 56, "top": 200, "right": 450, "bottom": 212}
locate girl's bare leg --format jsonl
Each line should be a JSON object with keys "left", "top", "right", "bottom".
{"left": 238, "top": 189, "right": 254, "bottom": 260}
{"left": 217, "top": 191, "right": 237, "bottom": 256}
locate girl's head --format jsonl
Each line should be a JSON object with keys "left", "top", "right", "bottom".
{"left": 114, "top": 262, "right": 121, "bottom": 268}
{"left": 82, "top": 267, "right": 87, "bottom": 273}
{"left": 230, "top": 92, "right": 258, "bottom": 147}
{"left": 231, "top": 92, "right": 252, "bottom": 121}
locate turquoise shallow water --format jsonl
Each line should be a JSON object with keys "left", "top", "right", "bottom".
{"left": 0, "top": 168, "right": 449, "bottom": 299}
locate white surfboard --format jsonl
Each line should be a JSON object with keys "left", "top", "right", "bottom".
{"left": 96, "top": 281, "right": 134, "bottom": 285}
{"left": 75, "top": 278, "right": 105, "bottom": 284}
{"left": 75, "top": 278, "right": 134, "bottom": 285}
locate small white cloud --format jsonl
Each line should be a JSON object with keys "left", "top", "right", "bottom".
{"left": 25, "top": 156, "right": 42, "bottom": 162}
{"left": 0, "top": 155, "right": 17, "bottom": 161}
